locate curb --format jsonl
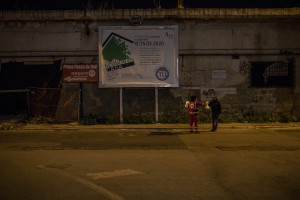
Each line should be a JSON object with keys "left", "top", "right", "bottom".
{"left": 2, "top": 122, "right": 299, "bottom": 131}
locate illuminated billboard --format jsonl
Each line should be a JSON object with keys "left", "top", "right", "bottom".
{"left": 98, "top": 25, "right": 178, "bottom": 87}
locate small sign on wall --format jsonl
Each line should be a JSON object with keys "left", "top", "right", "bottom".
{"left": 212, "top": 70, "right": 227, "bottom": 79}
{"left": 63, "top": 64, "right": 98, "bottom": 82}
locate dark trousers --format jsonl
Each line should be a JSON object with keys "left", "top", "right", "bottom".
{"left": 212, "top": 113, "right": 219, "bottom": 130}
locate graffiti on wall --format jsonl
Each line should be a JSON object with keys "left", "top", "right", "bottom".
{"left": 201, "top": 88, "right": 237, "bottom": 101}
{"left": 250, "top": 61, "right": 293, "bottom": 87}
{"left": 202, "top": 89, "right": 218, "bottom": 98}
{"left": 239, "top": 60, "right": 250, "bottom": 77}
{"left": 263, "top": 61, "right": 288, "bottom": 84}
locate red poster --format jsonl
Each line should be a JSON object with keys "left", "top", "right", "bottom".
{"left": 63, "top": 64, "right": 98, "bottom": 82}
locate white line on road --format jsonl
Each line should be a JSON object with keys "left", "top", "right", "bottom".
{"left": 66, "top": 173, "right": 125, "bottom": 200}
{"left": 39, "top": 165, "right": 125, "bottom": 200}
{"left": 87, "top": 169, "right": 143, "bottom": 180}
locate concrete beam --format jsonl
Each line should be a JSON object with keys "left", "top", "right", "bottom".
{"left": 1, "top": 49, "right": 299, "bottom": 58}
{"left": 0, "top": 51, "right": 98, "bottom": 58}
{"left": 179, "top": 49, "right": 300, "bottom": 55}
{"left": 0, "top": 8, "right": 299, "bottom": 22}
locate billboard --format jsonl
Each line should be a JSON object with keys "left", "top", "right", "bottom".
{"left": 98, "top": 25, "right": 178, "bottom": 88}
{"left": 63, "top": 64, "right": 98, "bottom": 82}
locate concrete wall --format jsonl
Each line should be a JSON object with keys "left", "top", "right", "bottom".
{"left": 0, "top": 8, "right": 299, "bottom": 122}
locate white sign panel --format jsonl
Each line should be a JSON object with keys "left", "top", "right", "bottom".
{"left": 98, "top": 26, "right": 178, "bottom": 88}
{"left": 212, "top": 70, "right": 227, "bottom": 79}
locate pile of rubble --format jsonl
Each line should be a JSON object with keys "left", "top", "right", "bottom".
{"left": 0, "top": 115, "right": 57, "bottom": 130}
{"left": 0, "top": 122, "right": 17, "bottom": 130}
{"left": 0, "top": 114, "right": 28, "bottom": 130}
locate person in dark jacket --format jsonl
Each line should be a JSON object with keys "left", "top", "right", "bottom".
{"left": 208, "top": 95, "right": 221, "bottom": 132}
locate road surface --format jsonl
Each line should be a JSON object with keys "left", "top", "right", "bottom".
{"left": 0, "top": 123, "right": 299, "bottom": 200}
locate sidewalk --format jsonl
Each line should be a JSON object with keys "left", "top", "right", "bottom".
{"left": 2, "top": 122, "right": 299, "bottom": 131}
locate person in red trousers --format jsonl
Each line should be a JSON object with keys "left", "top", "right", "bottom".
{"left": 186, "top": 96, "right": 207, "bottom": 133}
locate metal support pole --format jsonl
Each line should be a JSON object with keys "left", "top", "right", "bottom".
{"left": 155, "top": 87, "right": 158, "bottom": 123}
{"left": 78, "top": 88, "right": 81, "bottom": 121}
{"left": 79, "top": 83, "right": 83, "bottom": 119}
{"left": 120, "top": 88, "right": 123, "bottom": 123}
{"left": 26, "top": 89, "right": 31, "bottom": 115}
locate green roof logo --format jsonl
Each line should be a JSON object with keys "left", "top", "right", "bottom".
{"left": 102, "top": 33, "right": 135, "bottom": 72}
{"left": 102, "top": 33, "right": 133, "bottom": 62}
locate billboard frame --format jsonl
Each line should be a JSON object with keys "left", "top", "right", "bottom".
{"left": 98, "top": 25, "right": 179, "bottom": 88}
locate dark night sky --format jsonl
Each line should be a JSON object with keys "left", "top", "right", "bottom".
{"left": 0, "top": 0, "right": 299, "bottom": 10}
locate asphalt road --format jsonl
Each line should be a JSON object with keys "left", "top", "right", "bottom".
{"left": 0, "top": 123, "right": 300, "bottom": 200}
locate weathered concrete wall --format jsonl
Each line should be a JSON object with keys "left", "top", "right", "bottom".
{"left": 0, "top": 8, "right": 299, "bottom": 121}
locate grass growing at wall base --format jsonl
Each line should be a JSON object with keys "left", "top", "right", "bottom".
{"left": 238, "top": 111, "right": 300, "bottom": 123}
{"left": 123, "top": 113, "right": 155, "bottom": 124}
{"left": 78, "top": 114, "right": 98, "bottom": 125}
{"left": 79, "top": 111, "right": 300, "bottom": 125}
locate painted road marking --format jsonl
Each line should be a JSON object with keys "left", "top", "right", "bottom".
{"left": 38, "top": 164, "right": 125, "bottom": 200}
{"left": 66, "top": 173, "right": 124, "bottom": 200}
{"left": 87, "top": 169, "right": 143, "bottom": 180}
